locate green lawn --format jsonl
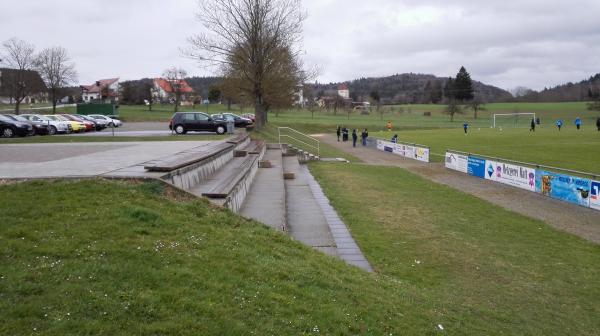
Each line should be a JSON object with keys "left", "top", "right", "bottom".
{"left": 1, "top": 179, "right": 431, "bottom": 335}
{"left": 371, "top": 127, "right": 600, "bottom": 174}
{"left": 310, "top": 163, "right": 600, "bottom": 335}
{"left": 0, "top": 134, "right": 227, "bottom": 144}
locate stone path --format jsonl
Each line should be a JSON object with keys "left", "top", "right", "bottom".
{"left": 301, "top": 165, "right": 373, "bottom": 272}
{"left": 239, "top": 149, "right": 286, "bottom": 231}
{"left": 316, "top": 133, "right": 600, "bottom": 245}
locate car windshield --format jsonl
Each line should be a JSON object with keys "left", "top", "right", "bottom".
{"left": 45, "top": 115, "right": 60, "bottom": 121}
{"left": 12, "top": 115, "right": 29, "bottom": 122}
{"left": 34, "top": 115, "right": 51, "bottom": 121}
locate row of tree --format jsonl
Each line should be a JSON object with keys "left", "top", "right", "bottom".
{"left": 0, "top": 38, "right": 77, "bottom": 114}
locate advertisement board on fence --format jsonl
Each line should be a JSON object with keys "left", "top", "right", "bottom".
{"left": 484, "top": 160, "right": 536, "bottom": 192}
{"left": 535, "top": 170, "right": 591, "bottom": 207}
{"left": 591, "top": 181, "right": 600, "bottom": 211}
{"left": 467, "top": 156, "right": 486, "bottom": 178}
{"left": 445, "top": 152, "right": 468, "bottom": 173}
{"left": 376, "top": 139, "right": 429, "bottom": 162}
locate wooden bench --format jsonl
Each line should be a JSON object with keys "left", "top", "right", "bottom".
{"left": 144, "top": 142, "right": 233, "bottom": 172}
{"left": 226, "top": 133, "right": 250, "bottom": 145}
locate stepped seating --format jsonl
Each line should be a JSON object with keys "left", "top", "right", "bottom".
{"left": 144, "top": 142, "right": 233, "bottom": 172}
{"left": 187, "top": 140, "right": 266, "bottom": 212}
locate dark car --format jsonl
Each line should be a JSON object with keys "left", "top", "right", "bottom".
{"left": 0, "top": 115, "right": 34, "bottom": 137}
{"left": 241, "top": 113, "right": 255, "bottom": 122}
{"left": 3, "top": 114, "right": 51, "bottom": 135}
{"left": 169, "top": 112, "right": 228, "bottom": 135}
{"left": 211, "top": 113, "right": 253, "bottom": 128}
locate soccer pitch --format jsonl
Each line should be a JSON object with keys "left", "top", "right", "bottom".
{"left": 372, "top": 126, "right": 600, "bottom": 174}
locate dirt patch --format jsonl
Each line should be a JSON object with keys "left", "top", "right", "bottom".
{"left": 315, "top": 133, "right": 600, "bottom": 245}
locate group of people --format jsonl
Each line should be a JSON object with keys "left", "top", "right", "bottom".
{"left": 552, "top": 117, "right": 598, "bottom": 131}
{"left": 336, "top": 126, "right": 369, "bottom": 147}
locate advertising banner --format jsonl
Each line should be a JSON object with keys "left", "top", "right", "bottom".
{"left": 376, "top": 139, "right": 429, "bottom": 162}
{"left": 535, "top": 170, "right": 591, "bottom": 207}
{"left": 590, "top": 181, "right": 600, "bottom": 211}
{"left": 484, "top": 160, "right": 536, "bottom": 192}
{"left": 445, "top": 152, "right": 469, "bottom": 173}
{"left": 467, "top": 156, "right": 486, "bottom": 178}
{"left": 414, "top": 147, "right": 430, "bottom": 162}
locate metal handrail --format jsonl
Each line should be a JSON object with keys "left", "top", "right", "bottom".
{"left": 373, "top": 136, "right": 430, "bottom": 149}
{"left": 278, "top": 127, "right": 320, "bottom": 157}
{"left": 446, "top": 149, "right": 599, "bottom": 179}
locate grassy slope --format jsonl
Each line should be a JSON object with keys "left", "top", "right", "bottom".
{"left": 371, "top": 127, "right": 600, "bottom": 174}
{"left": 310, "top": 163, "right": 600, "bottom": 335}
{"left": 1, "top": 179, "right": 434, "bottom": 335}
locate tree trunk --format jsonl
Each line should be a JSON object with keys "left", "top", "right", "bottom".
{"left": 52, "top": 89, "right": 57, "bottom": 114}
{"left": 254, "top": 94, "right": 266, "bottom": 130}
{"left": 474, "top": 108, "right": 478, "bottom": 119}
{"left": 15, "top": 100, "right": 21, "bottom": 115}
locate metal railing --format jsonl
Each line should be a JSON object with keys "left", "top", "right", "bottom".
{"left": 446, "top": 149, "right": 599, "bottom": 179}
{"left": 278, "top": 127, "right": 320, "bottom": 157}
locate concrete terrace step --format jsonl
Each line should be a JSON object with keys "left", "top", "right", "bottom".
{"left": 187, "top": 140, "right": 265, "bottom": 212}
{"left": 239, "top": 148, "right": 286, "bottom": 231}
{"left": 144, "top": 142, "right": 233, "bottom": 172}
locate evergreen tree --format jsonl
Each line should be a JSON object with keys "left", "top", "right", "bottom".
{"left": 453, "top": 66, "right": 474, "bottom": 102}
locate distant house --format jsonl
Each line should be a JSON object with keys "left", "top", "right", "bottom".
{"left": 0, "top": 68, "right": 47, "bottom": 104}
{"left": 338, "top": 84, "right": 350, "bottom": 99}
{"left": 81, "top": 78, "right": 119, "bottom": 103}
{"left": 153, "top": 78, "right": 195, "bottom": 104}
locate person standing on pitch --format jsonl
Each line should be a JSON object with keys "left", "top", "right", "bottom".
{"left": 336, "top": 125, "right": 341, "bottom": 141}
{"left": 530, "top": 118, "right": 536, "bottom": 132}
{"left": 575, "top": 117, "right": 582, "bottom": 130}
{"left": 352, "top": 129, "right": 358, "bottom": 147}
{"left": 342, "top": 127, "right": 349, "bottom": 142}
{"left": 463, "top": 122, "right": 469, "bottom": 134}
{"left": 391, "top": 134, "right": 398, "bottom": 143}
{"left": 361, "top": 128, "right": 368, "bottom": 146}
{"left": 386, "top": 120, "right": 392, "bottom": 132}
{"left": 596, "top": 117, "right": 600, "bottom": 131}
{"left": 556, "top": 119, "right": 563, "bottom": 131}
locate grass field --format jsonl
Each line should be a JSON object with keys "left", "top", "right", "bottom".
{"left": 370, "top": 127, "right": 600, "bottom": 174}
{"left": 3, "top": 172, "right": 598, "bottom": 334}
{"left": 0, "top": 179, "right": 427, "bottom": 335}
{"left": 310, "top": 163, "right": 600, "bottom": 335}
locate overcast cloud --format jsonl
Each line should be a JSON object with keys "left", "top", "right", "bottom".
{"left": 1, "top": 0, "right": 598, "bottom": 91}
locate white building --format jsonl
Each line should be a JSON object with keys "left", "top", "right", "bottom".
{"left": 338, "top": 83, "right": 350, "bottom": 99}
{"left": 81, "top": 78, "right": 119, "bottom": 102}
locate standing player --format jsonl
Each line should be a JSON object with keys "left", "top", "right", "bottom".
{"left": 463, "top": 122, "right": 469, "bottom": 134}
{"left": 556, "top": 119, "right": 563, "bottom": 131}
{"left": 596, "top": 117, "right": 600, "bottom": 131}
{"left": 575, "top": 117, "right": 582, "bottom": 130}
{"left": 530, "top": 118, "right": 536, "bottom": 132}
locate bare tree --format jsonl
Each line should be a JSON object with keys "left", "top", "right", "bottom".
{"left": 163, "top": 67, "right": 188, "bottom": 112}
{"left": 468, "top": 96, "right": 486, "bottom": 119}
{"left": 186, "top": 0, "right": 307, "bottom": 129}
{"left": 35, "top": 46, "right": 77, "bottom": 113}
{"left": 1, "top": 38, "right": 39, "bottom": 114}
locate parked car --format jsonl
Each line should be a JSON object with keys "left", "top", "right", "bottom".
{"left": 169, "top": 112, "right": 228, "bottom": 135}
{"left": 22, "top": 114, "right": 71, "bottom": 134}
{"left": 0, "top": 115, "right": 34, "bottom": 137}
{"left": 241, "top": 113, "right": 255, "bottom": 122}
{"left": 211, "top": 113, "right": 253, "bottom": 128}
{"left": 45, "top": 115, "right": 86, "bottom": 133}
{"left": 3, "top": 114, "right": 51, "bottom": 135}
{"left": 75, "top": 114, "right": 107, "bottom": 131}
{"left": 88, "top": 114, "right": 122, "bottom": 127}
{"left": 60, "top": 114, "right": 95, "bottom": 131}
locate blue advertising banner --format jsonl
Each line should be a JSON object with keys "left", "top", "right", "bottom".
{"left": 467, "top": 156, "right": 486, "bottom": 178}
{"left": 535, "top": 170, "right": 591, "bottom": 207}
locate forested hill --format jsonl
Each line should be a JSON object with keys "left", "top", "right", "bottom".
{"left": 515, "top": 73, "right": 600, "bottom": 102}
{"left": 309, "top": 73, "right": 513, "bottom": 104}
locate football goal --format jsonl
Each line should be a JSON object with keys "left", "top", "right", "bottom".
{"left": 492, "top": 113, "right": 536, "bottom": 128}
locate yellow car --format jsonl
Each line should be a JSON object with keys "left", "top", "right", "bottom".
{"left": 45, "top": 115, "right": 86, "bottom": 133}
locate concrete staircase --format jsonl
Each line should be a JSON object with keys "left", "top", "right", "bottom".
{"left": 144, "top": 134, "right": 372, "bottom": 272}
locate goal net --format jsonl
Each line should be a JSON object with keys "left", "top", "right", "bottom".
{"left": 492, "top": 113, "right": 536, "bottom": 128}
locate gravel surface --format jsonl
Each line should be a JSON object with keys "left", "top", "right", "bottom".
{"left": 316, "top": 133, "right": 600, "bottom": 245}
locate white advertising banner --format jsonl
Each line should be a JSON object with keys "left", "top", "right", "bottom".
{"left": 445, "top": 152, "right": 468, "bottom": 173}
{"left": 484, "top": 160, "right": 536, "bottom": 192}
{"left": 376, "top": 139, "right": 429, "bottom": 162}
{"left": 591, "top": 181, "right": 600, "bottom": 211}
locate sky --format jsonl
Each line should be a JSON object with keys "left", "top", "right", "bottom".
{"left": 1, "top": 0, "right": 598, "bottom": 92}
